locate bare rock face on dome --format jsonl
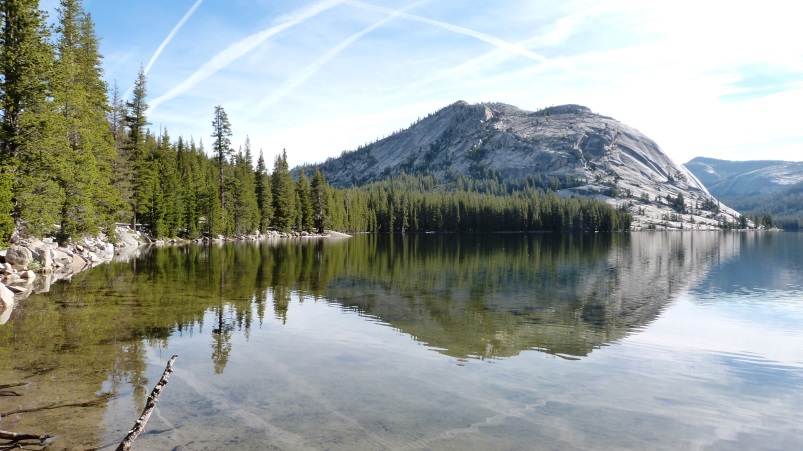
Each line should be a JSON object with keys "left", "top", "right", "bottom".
{"left": 313, "top": 101, "right": 743, "bottom": 228}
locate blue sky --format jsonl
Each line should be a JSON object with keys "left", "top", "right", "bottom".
{"left": 43, "top": 0, "right": 803, "bottom": 167}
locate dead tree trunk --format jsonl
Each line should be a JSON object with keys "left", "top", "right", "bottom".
{"left": 116, "top": 355, "right": 178, "bottom": 451}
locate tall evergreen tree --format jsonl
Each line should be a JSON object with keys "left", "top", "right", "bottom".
{"left": 49, "top": 0, "right": 118, "bottom": 238}
{"left": 310, "top": 169, "right": 329, "bottom": 233}
{"left": 108, "top": 80, "right": 131, "bottom": 219}
{"left": 0, "top": 166, "right": 13, "bottom": 244}
{"left": 0, "top": 0, "right": 52, "bottom": 162}
{"left": 175, "top": 136, "right": 200, "bottom": 237}
{"left": 254, "top": 149, "right": 272, "bottom": 231}
{"left": 271, "top": 149, "right": 295, "bottom": 232}
{"left": 211, "top": 105, "right": 232, "bottom": 231}
{"left": 124, "top": 66, "right": 152, "bottom": 231}
{"left": 296, "top": 169, "right": 313, "bottom": 232}
{"left": 231, "top": 138, "right": 259, "bottom": 235}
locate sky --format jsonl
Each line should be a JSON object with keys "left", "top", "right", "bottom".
{"left": 42, "top": 0, "right": 803, "bottom": 167}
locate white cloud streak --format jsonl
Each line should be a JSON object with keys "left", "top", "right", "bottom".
{"left": 144, "top": 0, "right": 204, "bottom": 76}
{"left": 344, "top": 0, "right": 557, "bottom": 67}
{"left": 251, "top": 1, "right": 425, "bottom": 116}
{"left": 150, "top": 0, "right": 344, "bottom": 112}
{"left": 125, "top": 0, "right": 204, "bottom": 99}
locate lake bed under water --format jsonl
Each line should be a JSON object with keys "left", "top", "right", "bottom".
{"left": 1, "top": 232, "right": 801, "bottom": 450}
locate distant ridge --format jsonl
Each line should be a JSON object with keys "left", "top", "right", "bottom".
{"left": 684, "top": 157, "right": 803, "bottom": 228}
{"left": 684, "top": 157, "right": 803, "bottom": 196}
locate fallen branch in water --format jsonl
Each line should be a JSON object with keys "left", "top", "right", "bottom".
{"left": 0, "top": 383, "right": 26, "bottom": 390}
{"left": 116, "top": 355, "right": 178, "bottom": 451}
{"left": 0, "top": 430, "right": 53, "bottom": 449}
{"left": 0, "top": 430, "right": 50, "bottom": 441}
{"left": 0, "top": 395, "right": 110, "bottom": 417}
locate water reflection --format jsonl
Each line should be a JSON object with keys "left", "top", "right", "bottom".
{"left": 323, "top": 233, "right": 740, "bottom": 359}
{"left": 0, "top": 232, "right": 798, "bottom": 449}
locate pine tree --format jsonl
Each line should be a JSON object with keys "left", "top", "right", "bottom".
{"left": 108, "top": 80, "right": 132, "bottom": 222}
{"left": 211, "top": 105, "right": 232, "bottom": 232}
{"left": 176, "top": 136, "right": 200, "bottom": 237}
{"left": 255, "top": 149, "right": 272, "bottom": 231}
{"left": 49, "top": 0, "right": 119, "bottom": 238}
{"left": 0, "top": 165, "right": 13, "bottom": 244}
{"left": 0, "top": 0, "right": 52, "bottom": 162}
{"left": 231, "top": 139, "right": 259, "bottom": 235}
{"left": 125, "top": 66, "right": 152, "bottom": 231}
{"left": 271, "top": 149, "right": 295, "bottom": 232}
{"left": 296, "top": 169, "right": 313, "bottom": 232}
{"left": 310, "top": 169, "right": 329, "bottom": 233}
{"left": 1, "top": 0, "right": 57, "bottom": 235}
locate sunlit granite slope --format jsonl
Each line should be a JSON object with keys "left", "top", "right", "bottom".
{"left": 314, "top": 101, "right": 743, "bottom": 228}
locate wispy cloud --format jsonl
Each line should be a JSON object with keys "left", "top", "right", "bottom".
{"left": 344, "top": 0, "right": 556, "bottom": 67}
{"left": 250, "top": 1, "right": 424, "bottom": 116}
{"left": 144, "top": 0, "right": 204, "bottom": 76}
{"left": 124, "top": 0, "right": 204, "bottom": 99}
{"left": 150, "top": 0, "right": 344, "bottom": 112}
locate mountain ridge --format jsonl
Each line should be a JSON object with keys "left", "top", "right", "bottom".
{"left": 309, "top": 101, "right": 745, "bottom": 229}
{"left": 684, "top": 156, "right": 803, "bottom": 228}
{"left": 684, "top": 156, "right": 803, "bottom": 196}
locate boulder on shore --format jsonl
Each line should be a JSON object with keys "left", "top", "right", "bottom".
{"left": 5, "top": 245, "right": 33, "bottom": 267}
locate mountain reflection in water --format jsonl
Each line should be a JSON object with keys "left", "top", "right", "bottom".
{"left": 1, "top": 232, "right": 794, "bottom": 450}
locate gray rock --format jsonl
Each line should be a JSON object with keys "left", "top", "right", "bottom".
{"left": 71, "top": 254, "right": 87, "bottom": 272}
{"left": 51, "top": 248, "right": 72, "bottom": 267}
{"left": 29, "top": 243, "right": 53, "bottom": 269}
{"left": 5, "top": 245, "right": 33, "bottom": 267}
{"left": 0, "top": 283, "right": 13, "bottom": 308}
{"left": 6, "top": 284, "right": 26, "bottom": 293}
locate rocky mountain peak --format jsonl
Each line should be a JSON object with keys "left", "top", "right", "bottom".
{"left": 313, "top": 101, "right": 745, "bottom": 229}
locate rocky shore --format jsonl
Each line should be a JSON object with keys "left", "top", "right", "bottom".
{"left": 0, "top": 226, "right": 350, "bottom": 323}
{"left": 0, "top": 226, "right": 137, "bottom": 324}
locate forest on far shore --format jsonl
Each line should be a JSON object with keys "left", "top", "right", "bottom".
{"left": 0, "top": 0, "right": 631, "bottom": 246}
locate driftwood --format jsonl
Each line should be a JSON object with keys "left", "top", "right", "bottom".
{"left": 116, "top": 355, "right": 178, "bottom": 451}
{"left": 0, "top": 430, "right": 53, "bottom": 449}
{"left": 0, "top": 395, "right": 110, "bottom": 417}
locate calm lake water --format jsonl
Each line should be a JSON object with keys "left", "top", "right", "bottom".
{"left": 1, "top": 232, "right": 802, "bottom": 450}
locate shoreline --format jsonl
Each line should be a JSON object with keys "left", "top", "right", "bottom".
{"left": 1, "top": 226, "right": 786, "bottom": 322}
{"left": 0, "top": 226, "right": 352, "bottom": 322}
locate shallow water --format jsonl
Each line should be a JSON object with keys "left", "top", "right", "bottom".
{"left": 1, "top": 232, "right": 801, "bottom": 450}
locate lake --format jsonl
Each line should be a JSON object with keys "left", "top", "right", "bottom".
{"left": 1, "top": 232, "right": 802, "bottom": 450}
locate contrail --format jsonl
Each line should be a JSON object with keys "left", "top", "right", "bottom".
{"left": 344, "top": 0, "right": 555, "bottom": 66}
{"left": 400, "top": 8, "right": 593, "bottom": 94}
{"left": 251, "top": 1, "right": 424, "bottom": 115}
{"left": 150, "top": 0, "right": 344, "bottom": 112}
{"left": 145, "top": 0, "right": 204, "bottom": 75}
{"left": 125, "top": 0, "right": 203, "bottom": 99}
